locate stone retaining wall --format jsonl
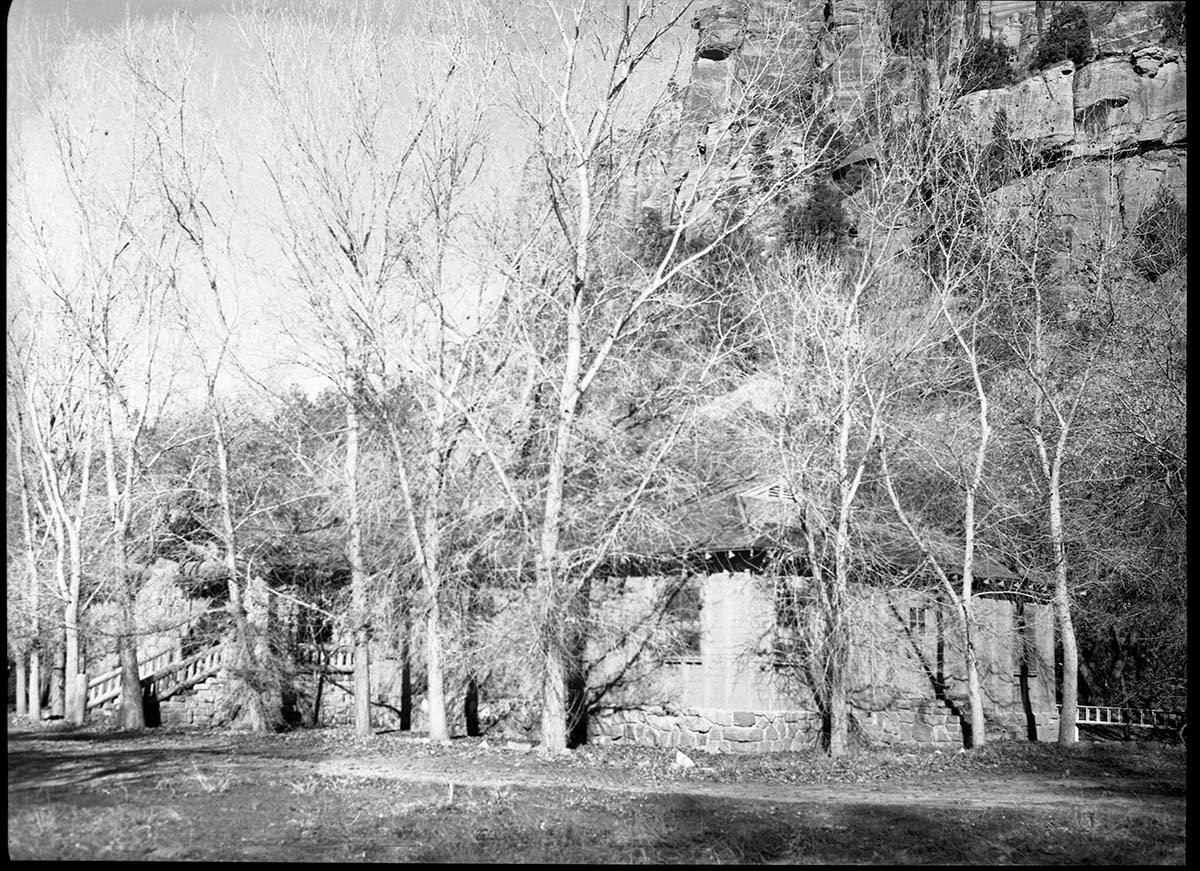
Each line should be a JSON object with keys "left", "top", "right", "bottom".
{"left": 158, "top": 672, "right": 228, "bottom": 727}
{"left": 591, "top": 697, "right": 980, "bottom": 752}
{"left": 590, "top": 706, "right": 825, "bottom": 753}
{"left": 852, "top": 699, "right": 963, "bottom": 747}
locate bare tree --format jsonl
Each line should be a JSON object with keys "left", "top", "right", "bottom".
{"left": 7, "top": 338, "right": 49, "bottom": 723}
{"left": 120, "top": 16, "right": 279, "bottom": 731}
{"left": 871, "top": 121, "right": 1023, "bottom": 750}
{"left": 248, "top": 1, "right": 509, "bottom": 738}
{"left": 7, "top": 60, "right": 130, "bottom": 723}
{"left": 22, "top": 50, "right": 175, "bottom": 730}
{"left": 987, "top": 159, "right": 1124, "bottom": 744}
{"left": 5, "top": 307, "right": 98, "bottom": 725}
{"left": 497, "top": 0, "right": 853, "bottom": 753}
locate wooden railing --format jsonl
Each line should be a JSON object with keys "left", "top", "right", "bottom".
{"left": 151, "top": 644, "right": 227, "bottom": 700}
{"left": 86, "top": 643, "right": 227, "bottom": 710}
{"left": 1060, "top": 704, "right": 1186, "bottom": 739}
{"left": 296, "top": 643, "right": 355, "bottom": 673}
{"left": 86, "top": 646, "right": 179, "bottom": 710}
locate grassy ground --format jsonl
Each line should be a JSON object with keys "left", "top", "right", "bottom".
{"left": 8, "top": 718, "right": 1186, "bottom": 863}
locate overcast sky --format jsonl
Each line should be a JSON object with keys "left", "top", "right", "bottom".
{"left": 8, "top": 0, "right": 696, "bottom": 411}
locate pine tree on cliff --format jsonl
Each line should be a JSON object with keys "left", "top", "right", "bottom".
{"left": 1035, "top": 4, "right": 1092, "bottom": 69}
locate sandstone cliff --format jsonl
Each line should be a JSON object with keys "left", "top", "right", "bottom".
{"left": 657, "top": 0, "right": 1185, "bottom": 264}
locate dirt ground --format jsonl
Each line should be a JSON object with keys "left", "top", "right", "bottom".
{"left": 7, "top": 718, "right": 1186, "bottom": 863}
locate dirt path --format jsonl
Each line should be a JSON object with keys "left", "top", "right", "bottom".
{"left": 312, "top": 755, "right": 1183, "bottom": 816}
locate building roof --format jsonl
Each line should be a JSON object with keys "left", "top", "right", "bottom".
{"left": 616, "top": 475, "right": 1023, "bottom": 583}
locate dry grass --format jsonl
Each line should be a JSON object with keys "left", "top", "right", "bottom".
{"left": 7, "top": 721, "right": 1186, "bottom": 863}
{"left": 10, "top": 781, "right": 1184, "bottom": 863}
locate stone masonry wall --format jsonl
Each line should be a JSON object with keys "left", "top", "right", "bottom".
{"left": 591, "top": 706, "right": 824, "bottom": 753}
{"left": 157, "top": 671, "right": 229, "bottom": 728}
{"left": 590, "top": 697, "right": 975, "bottom": 752}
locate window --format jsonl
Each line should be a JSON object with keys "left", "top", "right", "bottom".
{"left": 664, "top": 578, "right": 702, "bottom": 664}
{"left": 907, "top": 607, "right": 927, "bottom": 638}
{"left": 773, "top": 577, "right": 815, "bottom": 667}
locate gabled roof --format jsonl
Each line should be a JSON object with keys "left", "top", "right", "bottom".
{"left": 616, "top": 475, "right": 805, "bottom": 560}
{"left": 615, "top": 475, "right": 1024, "bottom": 583}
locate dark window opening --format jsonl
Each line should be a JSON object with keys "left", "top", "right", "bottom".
{"left": 664, "top": 578, "right": 702, "bottom": 663}
{"left": 773, "top": 577, "right": 815, "bottom": 666}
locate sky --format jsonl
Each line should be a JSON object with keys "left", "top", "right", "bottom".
{"left": 7, "top": 0, "right": 699, "bottom": 412}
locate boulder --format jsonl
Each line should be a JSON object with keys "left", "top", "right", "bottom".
{"left": 1132, "top": 45, "right": 1181, "bottom": 78}
{"left": 673, "top": 750, "right": 697, "bottom": 768}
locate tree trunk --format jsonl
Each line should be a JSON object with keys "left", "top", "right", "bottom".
{"left": 16, "top": 653, "right": 28, "bottom": 719}
{"left": 960, "top": 485, "right": 987, "bottom": 749}
{"left": 827, "top": 675, "right": 848, "bottom": 757}
{"left": 117, "top": 628, "right": 144, "bottom": 730}
{"left": 13, "top": 420, "right": 40, "bottom": 723}
{"left": 105, "top": 409, "right": 145, "bottom": 731}
{"left": 400, "top": 621, "right": 412, "bottom": 731}
{"left": 210, "top": 403, "right": 271, "bottom": 732}
{"left": 344, "top": 390, "right": 372, "bottom": 737}
{"left": 422, "top": 496, "right": 449, "bottom": 742}
{"left": 539, "top": 614, "right": 569, "bottom": 754}
{"left": 425, "top": 582, "right": 449, "bottom": 741}
{"left": 465, "top": 676, "right": 479, "bottom": 738}
{"left": 1049, "top": 484, "right": 1079, "bottom": 743}
{"left": 383, "top": 416, "right": 442, "bottom": 739}
{"left": 826, "top": 546, "right": 848, "bottom": 757}
{"left": 28, "top": 647, "right": 42, "bottom": 722}
{"left": 49, "top": 637, "right": 65, "bottom": 718}
{"left": 68, "top": 671, "right": 88, "bottom": 727}
{"left": 354, "top": 628, "right": 371, "bottom": 736}
{"left": 536, "top": 385, "right": 581, "bottom": 752}
{"left": 826, "top": 331, "right": 861, "bottom": 758}
{"left": 64, "top": 597, "right": 84, "bottom": 725}
{"left": 962, "top": 618, "right": 987, "bottom": 748}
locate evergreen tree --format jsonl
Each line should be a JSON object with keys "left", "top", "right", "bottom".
{"left": 1035, "top": 4, "right": 1091, "bottom": 69}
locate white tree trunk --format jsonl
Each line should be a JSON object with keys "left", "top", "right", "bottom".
{"left": 1049, "top": 478, "right": 1079, "bottom": 743}
{"left": 16, "top": 655, "right": 28, "bottom": 719}
{"left": 28, "top": 648, "right": 42, "bottom": 722}
{"left": 345, "top": 391, "right": 372, "bottom": 737}
{"left": 425, "top": 593, "right": 448, "bottom": 742}
{"left": 63, "top": 573, "right": 84, "bottom": 729}
{"left": 961, "top": 482, "right": 988, "bottom": 748}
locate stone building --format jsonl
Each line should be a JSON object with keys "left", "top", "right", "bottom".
{"left": 84, "top": 458, "right": 1063, "bottom": 752}
{"left": 582, "top": 475, "right": 1060, "bottom": 752}
{"left": 587, "top": 571, "right": 1058, "bottom": 752}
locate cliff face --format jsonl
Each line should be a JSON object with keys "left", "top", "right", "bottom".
{"left": 660, "top": 0, "right": 1185, "bottom": 263}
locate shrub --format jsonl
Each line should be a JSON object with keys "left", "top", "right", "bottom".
{"left": 959, "top": 37, "right": 1016, "bottom": 94}
{"left": 1158, "top": 1, "right": 1185, "bottom": 46}
{"left": 983, "top": 111, "right": 1013, "bottom": 188}
{"left": 1035, "top": 4, "right": 1092, "bottom": 69}
{"left": 631, "top": 207, "right": 676, "bottom": 269}
{"left": 1130, "top": 189, "right": 1186, "bottom": 281}
{"left": 750, "top": 130, "right": 774, "bottom": 193}
{"left": 785, "top": 181, "right": 848, "bottom": 251}
{"left": 889, "top": 0, "right": 952, "bottom": 55}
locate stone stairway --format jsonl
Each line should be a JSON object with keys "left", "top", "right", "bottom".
{"left": 87, "top": 641, "right": 360, "bottom": 727}
{"left": 86, "top": 643, "right": 228, "bottom": 717}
